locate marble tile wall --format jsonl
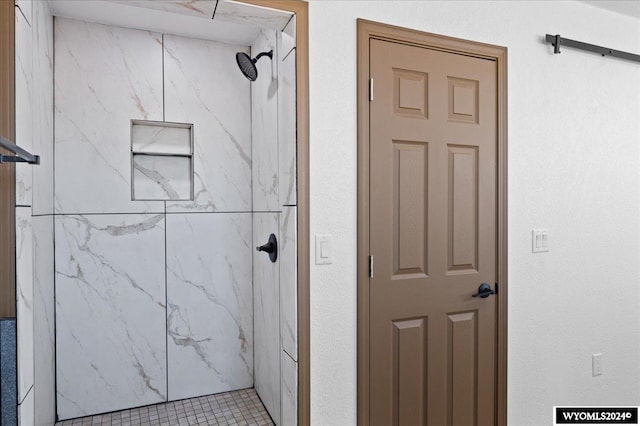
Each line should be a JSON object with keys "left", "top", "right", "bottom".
{"left": 15, "top": 3, "right": 33, "bottom": 207}
{"left": 277, "top": 40, "right": 296, "bottom": 207}
{"left": 253, "top": 213, "right": 281, "bottom": 426}
{"left": 54, "top": 18, "right": 164, "bottom": 215}
{"left": 14, "top": 0, "right": 31, "bottom": 25}
{"left": 31, "top": 0, "right": 54, "bottom": 217}
{"left": 55, "top": 214, "right": 167, "bottom": 419}
{"left": 281, "top": 351, "right": 298, "bottom": 426}
{"left": 282, "top": 16, "right": 295, "bottom": 53}
{"left": 166, "top": 213, "right": 253, "bottom": 401}
{"left": 163, "top": 34, "right": 252, "bottom": 213}
{"left": 33, "top": 215, "right": 55, "bottom": 426}
{"left": 32, "top": 2, "right": 56, "bottom": 424}
{"left": 251, "top": 30, "right": 279, "bottom": 212}
{"left": 16, "top": 207, "right": 33, "bottom": 408}
{"left": 15, "top": 5, "right": 35, "bottom": 425}
{"left": 15, "top": 1, "right": 56, "bottom": 425}
{"left": 278, "top": 21, "right": 298, "bottom": 425}
{"left": 252, "top": 24, "right": 299, "bottom": 425}
{"left": 280, "top": 206, "right": 298, "bottom": 361}
{"left": 54, "top": 19, "right": 257, "bottom": 420}
{"left": 276, "top": 21, "right": 299, "bottom": 425}
{"left": 17, "top": 387, "right": 33, "bottom": 426}
{"left": 53, "top": 16, "right": 299, "bottom": 424}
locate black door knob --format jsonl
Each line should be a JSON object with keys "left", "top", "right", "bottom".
{"left": 472, "top": 283, "right": 495, "bottom": 298}
{"left": 256, "top": 233, "right": 278, "bottom": 263}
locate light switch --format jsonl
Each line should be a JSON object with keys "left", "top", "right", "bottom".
{"left": 320, "top": 240, "right": 330, "bottom": 259}
{"left": 315, "top": 234, "right": 332, "bottom": 265}
{"left": 532, "top": 229, "right": 549, "bottom": 253}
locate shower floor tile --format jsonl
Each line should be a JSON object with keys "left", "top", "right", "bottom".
{"left": 55, "top": 388, "right": 274, "bottom": 426}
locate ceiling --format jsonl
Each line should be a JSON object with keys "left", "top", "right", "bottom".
{"left": 580, "top": 0, "right": 640, "bottom": 19}
{"left": 49, "top": 0, "right": 293, "bottom": 46}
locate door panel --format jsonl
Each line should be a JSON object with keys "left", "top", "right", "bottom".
{"left": 392, "top": 317, "right": 427, "bottom": 426}
{"left": 447, "top": 311, "right": 478, "bottom": 425}
{"left": 448, "top": 145, "right": 478, "bottom": 272}
{"left": 369, "top": 39, "right": 497, "bottom": 426}
{"left": 393, "top": 141, "right": 428, "bottom": 279}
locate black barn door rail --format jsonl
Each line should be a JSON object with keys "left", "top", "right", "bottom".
{"left": 546, "top": 34, "right": 640, "bottom": 64}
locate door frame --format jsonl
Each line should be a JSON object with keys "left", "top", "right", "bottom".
{"left": 234, "top": 1, "right": 310, "bottom": 425}
{"left": 356, "top": 19, "right": 508, "bottom": 425}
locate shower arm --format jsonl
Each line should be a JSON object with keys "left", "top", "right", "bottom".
{"left": 253, "top": 50, "right": 273, "bottom": 63}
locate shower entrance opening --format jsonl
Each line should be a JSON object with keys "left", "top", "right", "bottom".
{"left": 37, "top": 1, "right": 309, "bottom": 425}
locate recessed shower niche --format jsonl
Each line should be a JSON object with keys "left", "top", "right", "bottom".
{"left": 131, "top": 120, "right": 195, "bottom": 201}
{"left": 45, "top": 1, "right": 299, "bottom": 424}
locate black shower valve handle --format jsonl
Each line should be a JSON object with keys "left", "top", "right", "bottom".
{"left": 256, "top": 233, "right": 278, "bottom": 263}
{"left": 256, "top": 242, "right": 275, "bottom": 254}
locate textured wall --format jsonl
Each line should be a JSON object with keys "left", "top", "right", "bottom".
{"left": 307, "top": 1, "right": 640, "bottom": 425}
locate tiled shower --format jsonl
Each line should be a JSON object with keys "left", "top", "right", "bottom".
{"left": 12, "top": 1, "right": 298, "bottom": 424}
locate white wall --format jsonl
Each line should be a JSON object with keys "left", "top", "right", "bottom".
{"left": 307, "top": 1, "right": 640, "bottom": 425}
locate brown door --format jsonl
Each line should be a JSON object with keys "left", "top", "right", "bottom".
{"left": 368, "top": 39, "right": 497, "bottom": 425}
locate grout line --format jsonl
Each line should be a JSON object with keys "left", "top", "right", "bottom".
{"left": 250, "top": 35, "right": 255, "bottom": 391}
{"left": 164, "top": 200, "right": 168, "bottom": 402}
{"left": 162, "top": 34, "right": 165, "bottom": 122}
{"left": 51, "top": 212, "right": 166, "bottom": 216}
{"left": 15, "top": 4, "right": 31, "bottom": 27}
{"left": 17, "top": 384, "right": 33, "bottom": 405}
{"left": 48, "top": 210, "right": 282, "bottom": 216}
{"left": 211, "top": 0, "right": 219, "bottom": 20}
{"left": 52, "top": 14, "right": 59, "bottom": 422}
{"left": 164, "top": 210, "right": 283, "bottom": 214}
{"left": 249, "top": 34, "right": 256, "bottom": 390}
{"left": 15, "top": 204, "right": 31, "bottom": 208}
{"left": 282, "top": 348, "right": 297, "bottom": 364}
{"left": 281, "top": 46, "right": 295, "bottom": 63}
{"left": 275, "top": 31, "right": 283, "bottom": 411}
{"left": 282, "top": 14, "right": 294, "bottom": 32}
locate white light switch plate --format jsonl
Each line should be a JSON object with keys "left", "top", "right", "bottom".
{"left": 315, "top": 234, "right": 332, "bottom": 265}
{"left": 532, "top": 229, "right": 549, "bottom": 253}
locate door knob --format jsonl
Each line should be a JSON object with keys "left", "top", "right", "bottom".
{"left": 256, "top": 233, "right": 278, "bottom": 263}
{"left": 472, "top": 283, "right": 495, "bottom": 298}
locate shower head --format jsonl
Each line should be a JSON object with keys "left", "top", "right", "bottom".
{"left": 236, "top": 50, "right": 273, "bottom": 82}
